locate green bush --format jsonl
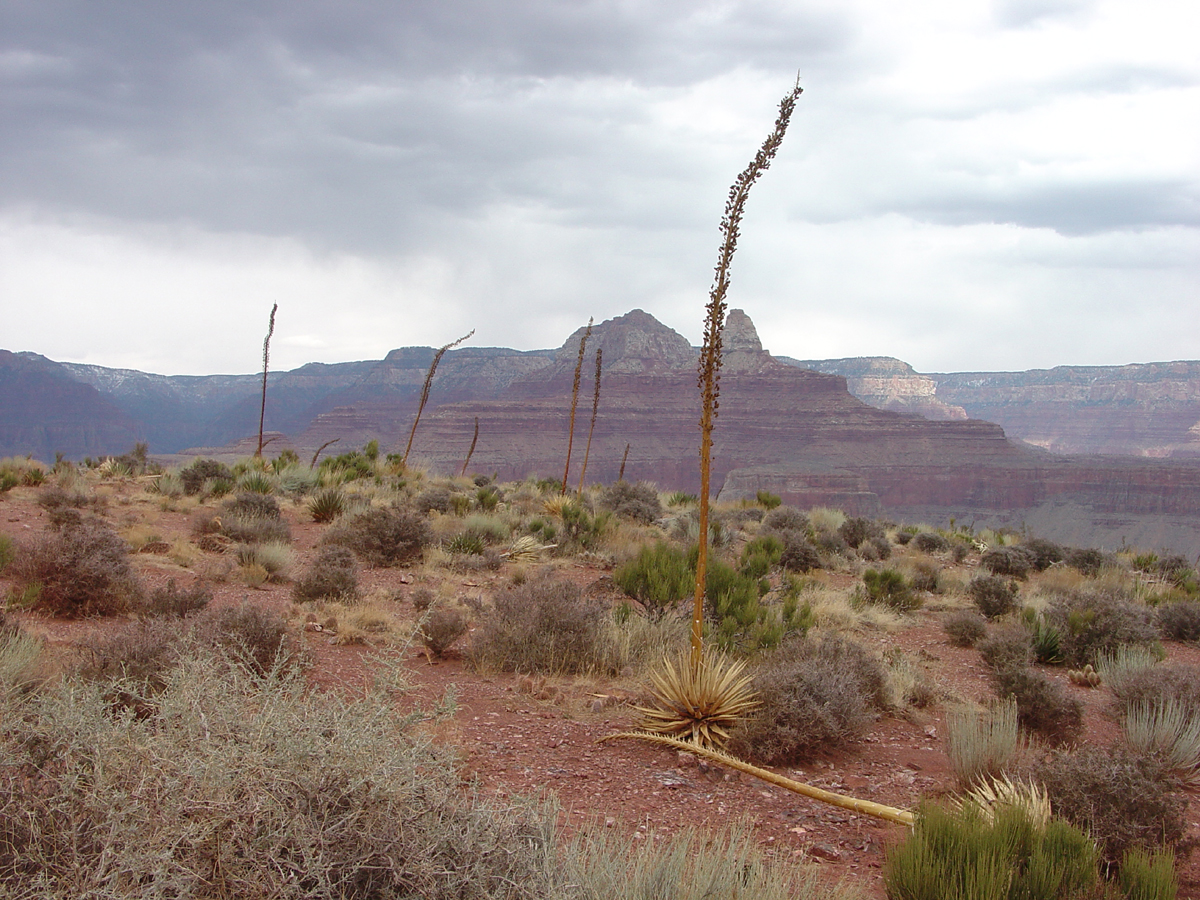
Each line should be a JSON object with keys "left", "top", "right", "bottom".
{"left": 754, "top": 490, "right": 782, "bottom": 509}
{"left": 1044, "top": 589, "right": 1160, "bottom": 668}
{"left": 9, "top": 517, "right": 143, "bottom": 617}
{"left": 884, "top": 802, "right": 1098, "bottom": 900}
{"left": 325, "top": 505, "right": 432, "bottom": 567}
{"left": 468, "top": 576, "right": 609, "bottom": 675}
{"left": 837, "top": 516, "right": 884, "bottom": 549}
{"left": 1037, "top": 746, "right": 1188, "bottom": 866}
{"left": 613, "top": 543, "right": 692, "bottom": 621}
{"left": 731, "top": 636, "right": 887, "bottom": 764}
{"left": 179, "top": 459, "right": 233, "bottom": 495}
{"left": 863, "top": 568, "right": 920, "bottom": 611}
{"left": 738, "top": 534, "right": 783, "bottom": 578}
{"left": 558, "top": 502, "right": 610, "bottom": 549}
{"left": 969, "top": 574, "right": 1019, "bottom": 619}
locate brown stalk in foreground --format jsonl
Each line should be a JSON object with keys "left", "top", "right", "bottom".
{"left": 691, "top": 78, "right": 802, "bottom": 671}
{"left": 460, "top": 417, "right": 480, "bottom": 477}
{"left": 560, "top": 318, "right": 593, "bottom": 495}
{"left": 255, "top": 302, "right": 278, "bottom": 458}
{"left": 576, "top": 347, "right": 602, "bottom": 494}
{"left": 402, "top": 329, "right": 474, "bottom": 468}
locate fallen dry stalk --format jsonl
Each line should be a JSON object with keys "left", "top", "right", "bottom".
{"left": 600, "top": 731, "right": 914, "bottom": 826}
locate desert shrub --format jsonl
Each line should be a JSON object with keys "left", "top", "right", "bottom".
{"left": 884, "top": 802, "right": 1098, "bottom": 900}
{"left": 179, "top": 458, "right": 233, "bottom": 495}
{"left": 863, "top": 568, "right": 920, "bottom": 611}
{"left": 558, "top": 503, "right": 610, "bottom": 550}
{"left": 1118, "top": 847, "right": 1179, "bottom": 900}
{"left": 909, "top": 560, "right": 940, "bottom": 593}
{"left": 666, "top": 491, "right": 697, "bottom": 507}
{"left": 704, "top": 558, "right": 808, "bottom": 655}
{"left": 1122, "top": 697, "right": 1200, "bottom": 786}
{"left": 1155, "top": 554, "right": 1194, "bottom": 587}
{"left": 981, "top": 546, "right": 1034, "bottom": 579}
{"left": 969, "top": 574, "right": 1019, "bottom": 619}
{"left": 1021, "top": 537, "right": 1065, "bottom": 572}
{"left": 74, "top": 617, "right": 185, "bottom": 689}
{"left": 469, "top": 576, "right": 608, "bottom": 675}
{"left": 599, "top": 481, "right": 662, "bottom": 524}
{"left": 0, "top": 650, "right": 562, "bottom": 899}
{"left": 949, "top": 539, "right": 970, "bottom": 564}
{"left": 777, "top": 530, "right": 820, "bottom": 573}
{"left": 420, "top": 606, "right": 469, "bottom": 658}
{"left": 990, "top": 663, "right": 1083, "bottom": 745}
{"left": 326, "top": 505, "right": 432, "bottom": 567}
{"left": 214, "top": 492, "right": 291, "bottom": 544}
{"left": 813, "top": 530, "right": 848, "bottom": 556}
{"left": 234, "top": 541, "right": 294, "bottom": 582}
{"left": 446, "top": 530, "right": 487, "bottom": 556}
{"left": 730, "top": 636, "right": 887, "bottom": 764}
{"left": 307, "top": 487, "right": 347, "bottom": 523}
{"left": 461, "top": 514, "right": 509, "bottom": 544}
{"left": 945, "top": 698, "right": 1020, "bottom": 787}
{"left": 754, "top": 489, "right": 781, "bottom": 509}
{"left": 0, "top": 535, "right": 13, "bottom": 574}
{"left": 222, "top": 491, "right": 281, "bottom": 521}
{"left": 944, "top": 610, "right": 988, "bottom": 647}
{"left": 837, "top": 516, "right": 883, "bottom": 550}
{"left": 36, "top": 485, "right": 91, "bottom": 513}
{"left": 475, "top": 486, "right": 501, "bottom": 511}
{"left": 236, "top": 469, "right": 276, "bottom": 495}
{"left": 1107, "top": 663, "right": 1200, "bottom": 720}
{"left": 1044, "top": 589, "right": 1160, "bottom": 668}
{"left": 1065, "top": 547, "right": 1109, "bottom": 576}
{"left": 862, "top": 535, "right": 892, "bottom": 561}
{"left": 415, "top": 485, "right": 454, "bottom": 514}
{"left": 894, "top": 529, "right": 914, "bottom": 546}
{"left": 912, "top": 531, "right": 949, "bottom": 553}
{"left": 762, "top": 506, "right": 807, "bottom": 534}
{"left": 739, "top": 534, "right": 783, "bottom": 578}
{"left": 293, "top": 545, "right": 359, "bottom": 602}
{"left": 194, "top": 603, "right": 299, "bottom": 676}
{"left": 141, "top": 579, "right": 211, "bottom": 618}
{"left": 978, "top": 624, "right": 1033, "bottom": 672}
{"left": 613, "top": 543, "right": 693, "bottom": 621}
{"left": 1158, "top": 600, "right": 1200, "bottom": 643}
{"left": 1037, "top": 745, "right": 1188, "bottom": 865}
{"left": 9, "top": 517, "right": 143, "bottom": 617}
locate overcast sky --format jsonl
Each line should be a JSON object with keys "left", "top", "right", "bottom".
{"left": 1, "top": 0, "right": 1196, "bottom": 376}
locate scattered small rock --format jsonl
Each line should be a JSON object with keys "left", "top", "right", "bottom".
{"left": 809, "top": 843, "right": 842, "bottom": 862}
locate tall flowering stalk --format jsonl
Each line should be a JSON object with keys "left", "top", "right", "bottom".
{"left": 691, "top": 80, "right": 803, "bottom": 671}
{"left": 576, "top": 347, "right": 603, "bottom": 494}
{"left": 402, "top": 329, "right": 474, "bottom": 468}
{"left": 560, "top": 318, "right": 593, "bottom": 495}
{"left": 255, "top": 303, "right": 278, "bottom": 458}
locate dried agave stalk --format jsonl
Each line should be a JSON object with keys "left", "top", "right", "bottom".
{"left": 560, "top": 318, "right": 593, "bottom": 495}
{"left": 255, "top": 302, "right": 278, "bottom": 458}
{"left": 618, "top": 443, "right": 630, "bottom": 481}
{"left": 692, "top": 79, "right": 802, "bottom": 670}
{"left": 460, "top": 417, "right": 480, "bottom": 477}
{"left": 576, "top": 347, "right": 602, "bottom": 494}
{"left": 402, "top": 329, "right": 474, "bottom": 467}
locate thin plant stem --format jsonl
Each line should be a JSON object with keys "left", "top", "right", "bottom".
{"left": 461, "top": 417, "right": 480, "bottom": 477}
{"left": 402, "top": 329, "right": 474, "bottom": 467}
{"left": 618, "top": 443, "right": 630, "bottom": 481}
{"left": 577, "top": 347, "right": 602, "bottom": 494}
{"left": 309, "top": 438, "right": 339, "bottom": 470}
{"left": 692, "top": 79, "right": 803, "bottom": 672}
{"left": 256, "top": 302, "right": 278, "bottom": 458}
{"left": 561, "top": 318, "right": 593, "bottom": 495}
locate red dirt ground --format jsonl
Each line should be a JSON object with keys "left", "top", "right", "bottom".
{"left": 3, "top": 484, "right": 1200, "bottom": 898}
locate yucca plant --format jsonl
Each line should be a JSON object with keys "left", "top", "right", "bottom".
{"left": 402, "top": 329, "right": 473, "bottom": 467}
{"left": 560, "top": 318, "right": 593, "bottom": 495}
{"left": 636, "top": 649, "right": 759, "bottom": 750}
{"left": 237, "top": 470, "right": 275, "bottom": 495}
{"left": 959, "top": 774, "right": 1051, "bottom": 827}
{"left": 307, "top": 487, "right": 347, "bottom": 523}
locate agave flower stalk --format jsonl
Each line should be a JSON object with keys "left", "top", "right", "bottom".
{"left": 460, "top": 417, "right": 480, "bottom": 477}
{"left": 255, "top": 302, "right": 278, "bottom": 458}
{"left": 618, "top": 443, "right": 630, "bottom": 481}
{"left": 402, "top": 329, "right": 474, "bottom": 468}
{"left": 691, "top": 79, "right": 802, "bottom": 671}
{"left": 560, "top": 318, "right": 593, "bottom": 495}
{"left": 576, "top": 347, "right": 602, "bottom": 494}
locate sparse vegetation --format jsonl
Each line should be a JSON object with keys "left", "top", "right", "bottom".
{"left": 325, "top": 505, "right": 432, "bottom": 566}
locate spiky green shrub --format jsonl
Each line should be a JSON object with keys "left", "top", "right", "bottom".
{"left": 1044, "top": 589, "right": 1160, "bottom": 668}
{"left": 325, "top": 506, "right": 432, "bottom": 567}
{"left": 730, "top": 635, "right": 887, "bottom": 764}
{"left": 236, "top": 470, "right": 276, "bottom": 495}
{"left": 292, "top": 545, "right": 359, "bottom": 602}
{"left": 1036, "top": 746, "right": 1188, "bottom": 866}
{"left": 969, "top": 575, "right": 1019, "bottom": 619}
{"left": 884, "top": 802, "right": 1098, "bottom": 900}
{"left": 863, "top": 568, "right": 920, "bottom": 611}
{"left": 476, "top": 486, "right": 501, "bottom": 511}
{"left": 613, "top": 543, "right": 693, "bottom": 621}
{"left": 468, "top": 576, "right": 609, "bottom": 675}
{"left": 945, "top": 699, "right": 1020, "bottom": 788}
{"left": 739, "top": 534, "right": 783, "bottom": 578}
{"left": 307, "top": 487, "right": 347, "bottom": 523}
{"left": 9, "top": 517, "right": 143, "bottom": 617}
{"left": 446, "top": 530, "right": 487, "bottom": 556}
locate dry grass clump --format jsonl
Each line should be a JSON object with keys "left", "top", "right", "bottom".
{"left": 9, "top": 516, "right": 143, "bottom": 617}
{"left": 293, "top": 544, "right": 359, "bottom": 602}
{"left": 468, "top": 576, "right": 610, "bottom": 675}
{"left": 325, "top": 505, "right": 433, "bottom": 567}
{"left": 1035, "top": 745, "right": 1188, "bottom": 866}
{"left": 235, "top": 540, "right": 294, "bottom": 583}
{"left": 1123, "top": 697, "right": 1200, "bottom": 786}
{"left": 730, "top": 635, "right": 888, "bottom": 764}
{"left": 1106, "top": 661, "right": 1200, "bottom": 719}
{"left": 0, "top": 648, "right": 562, "bottom": 899}
{"left": 945, "top": 698, "right": 1020, "bottom": 787}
